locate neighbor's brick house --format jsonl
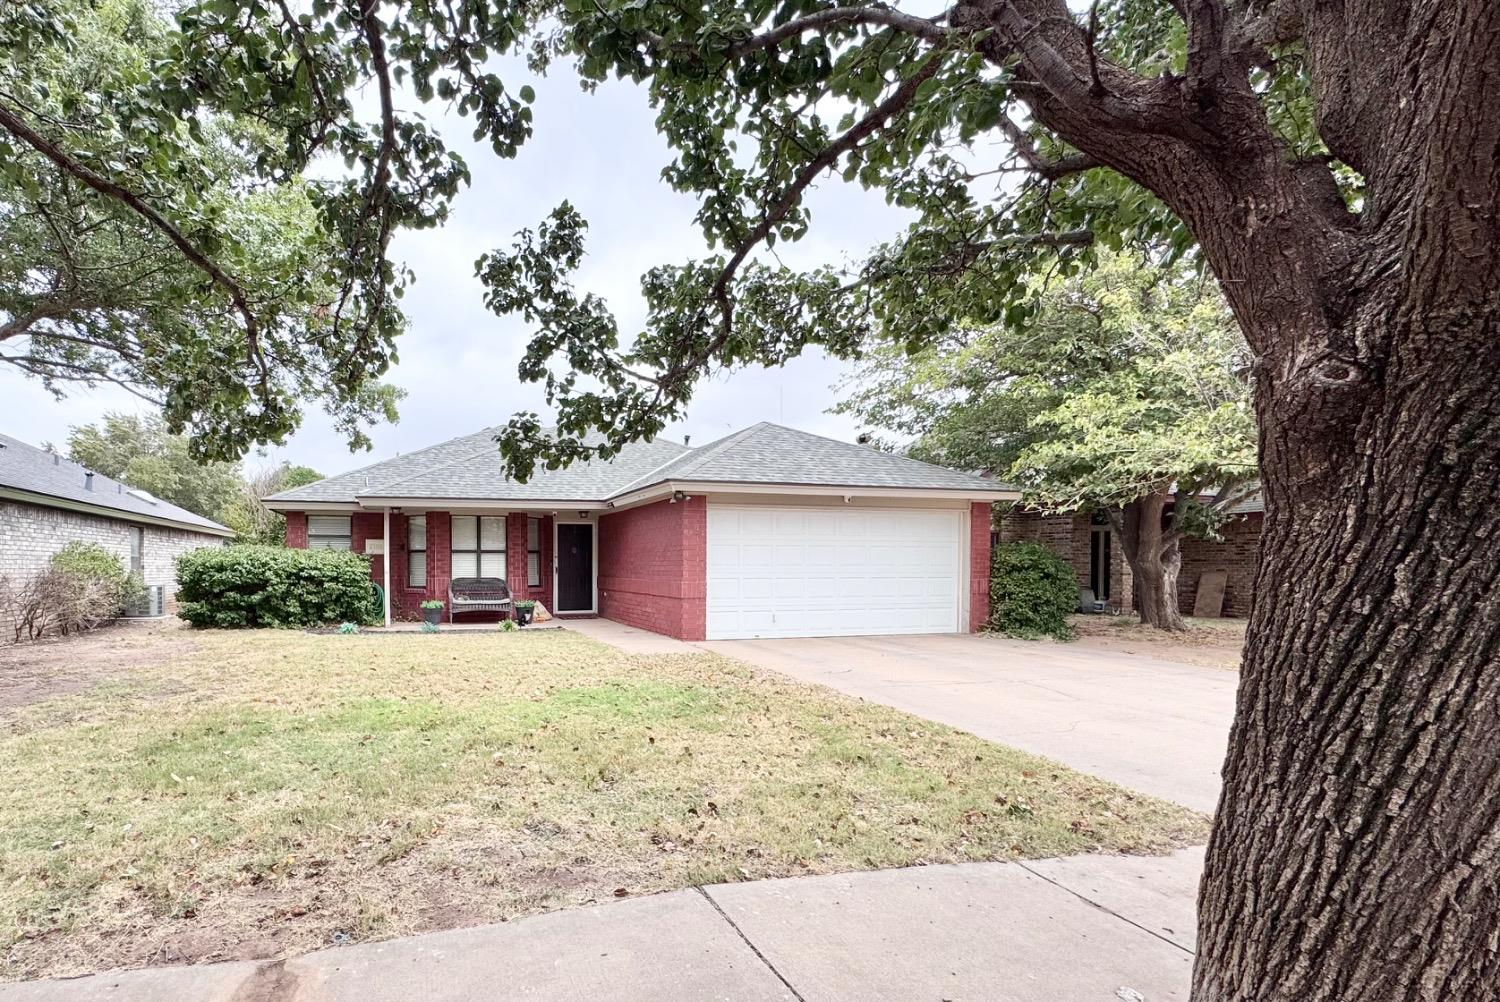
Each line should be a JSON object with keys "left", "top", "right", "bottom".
{"left": 0, "top": 432, "right": 231, "bottom": 615}
{"left": 996, "top": 495, "right": 1263, "bottom": 618}
{"left": 267, "top": 423, "right": 1012, "bottom": 640}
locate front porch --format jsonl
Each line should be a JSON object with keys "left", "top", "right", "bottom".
{"left": 285, "top": 508, "right": 600, "bottom": 628}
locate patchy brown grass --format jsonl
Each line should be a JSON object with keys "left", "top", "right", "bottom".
{"left": 1068, "top": 614, "right": 1247, "bottom": 669}
{"left": 0, "top": 628, "right": 1209, "bottom": 981}
{"left": 0, "top": 620, "right": 199, "bottom": 712}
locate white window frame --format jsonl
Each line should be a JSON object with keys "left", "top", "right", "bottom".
{"left": 407, "top": 515, "right": 427, "bottom": 589}
{"left": 451, "top": 514, "right": 507, "bottom": 580}
{"left": 308, "top": 514, "right": 353, "bottom": 550}
{"left": 527, "top": 517, "right": 542, "bottom": 588}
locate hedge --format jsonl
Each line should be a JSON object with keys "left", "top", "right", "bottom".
{"left": 987, "top": 540, "right": 1078, "bottom": 640}
{"left": 176, "top": 546, "right": 378, "bottom": 628}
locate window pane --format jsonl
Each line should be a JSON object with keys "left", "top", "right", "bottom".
{"left": 309, "top": 538, "right": 351, "bottom": 551}
{"left": 479, "top": 552, "right": 506, "bottom": 579}
{"left": 527, "top": 552, "right": 541, "bottom": 588}
{"left": 479, "top": 516, "right": 506, "bottom": 549}
{"left": 451, "top": 515, "right": 477, "bottom": 550}
{"left": 451, "top": 552, "right": 478, "bottom": 578}
{"left": 408, "top": 515, "right": 426, "bottom": 551}
{"left": 408, "top": 558, "right": 427, "bottom": 588}
{"left": 308, "top": 515, "right": 351, "bottom": 536}
{"left": 527, "top": 517, "right": 540, "bottom": 550}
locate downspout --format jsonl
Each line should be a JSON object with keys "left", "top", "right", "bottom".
{"left": 383, "top": 507, "right": 392, "bottom": 628}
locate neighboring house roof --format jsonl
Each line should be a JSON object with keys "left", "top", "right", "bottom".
{"left": 265, "top": 422, "right": 1012, "bottom": 508}
{"left": 0, "top": 432, "right": 232, "bottom": 535}
{"left": 1227, "top": 485, "right": 1264, "bottom": 514}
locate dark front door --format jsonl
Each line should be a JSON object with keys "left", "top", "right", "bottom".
{"left": 557, "top": 523, "right": 594, "bottom": 612}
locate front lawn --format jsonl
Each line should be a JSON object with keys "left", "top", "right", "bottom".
{"left": 0, "top": 628, "right": 1207, "bottom": 980}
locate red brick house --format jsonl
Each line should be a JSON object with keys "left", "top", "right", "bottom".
{"left": 995, "top": 492, "right": 1264, "bottom": 618}
{"left": 264, "top": 423, "right": 1015, "bottom": 640}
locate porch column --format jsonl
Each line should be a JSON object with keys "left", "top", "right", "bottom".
{"left": 382, "top": 507, "right": 392, "bottom": 628}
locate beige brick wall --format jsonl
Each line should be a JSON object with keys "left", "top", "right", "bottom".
{"left": 0, "top": 500, "right": 226, "bottom": 598}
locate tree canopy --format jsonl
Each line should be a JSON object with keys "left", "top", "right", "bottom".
{"left": 474, "top": 0, "right": 1355, "bottom": 479}
{"left": 0, "top": 0, "right": 518, "bottom": 457}
{"left": 64, "top": 412, "right": 242, "bottom": 520}
{"left": 841, "top": 252, "right": 1256, "bottom": 514}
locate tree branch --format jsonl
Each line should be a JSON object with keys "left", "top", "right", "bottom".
{"left": 706, "top": 49, "right": 949, "bottom": 339}
{"left": 725, "top": 6, "right": 952, "bottom": 58}
{"left": 0, "top": 102, "right": 268, "bottom": 385}
{"left": 996, "top": 114, "right": 1100, "bottom": 179}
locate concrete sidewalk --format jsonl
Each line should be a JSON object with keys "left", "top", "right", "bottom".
{"left": 0, "top": 850, "right": 1200, "bottom": 1002}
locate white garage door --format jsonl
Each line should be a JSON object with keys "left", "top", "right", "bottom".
{"left": 706, "top": 504, "right": 965, "bottom": 640}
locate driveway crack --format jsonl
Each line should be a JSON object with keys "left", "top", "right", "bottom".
{"left": 696, "top": 886, "right": 807, "bottom": 1002}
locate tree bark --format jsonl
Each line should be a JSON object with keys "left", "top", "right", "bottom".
{"left": 1115, "top": 493, "right": 1188, "bottom": 632}
{"left": 1192, "top": 305, "right": 1500, "bottom": 999}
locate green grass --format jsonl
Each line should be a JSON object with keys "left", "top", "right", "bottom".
{"left": 0, "top": 629, "right": 1208, "bottom": 980}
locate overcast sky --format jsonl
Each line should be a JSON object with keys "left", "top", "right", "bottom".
{"left": 1, "top": 58, "right": 920, "bottom": 477}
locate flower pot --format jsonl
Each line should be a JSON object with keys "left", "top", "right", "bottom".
{"left": 422, "top": 607, "right": 443, "bottom": 626}
{"left": 515, "top": 607, "right": 534, "bottom": 627}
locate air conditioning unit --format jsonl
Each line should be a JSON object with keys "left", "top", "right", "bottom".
{"left": 123, "top": 584, "right": 166, "bottom": 618}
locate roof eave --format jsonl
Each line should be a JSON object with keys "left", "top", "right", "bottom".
{"left": 604, "top": 479, "right": 1020, "bottom": 510}
{"left": 0, "top": 486, "right": 234, "bottom": 537}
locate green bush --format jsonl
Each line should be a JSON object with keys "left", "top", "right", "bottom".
{"left": 176, "top": 546, "right": 377, "bottom": 628}
{"left": 988, "top": 541, "right": 1078, "bottom": 640}
{"left": 50, "top": 542, "right": 139, "bottom": 620}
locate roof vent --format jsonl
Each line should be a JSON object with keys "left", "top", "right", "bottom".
{"left": 683, "top": 435, "right": 691, "bottom": 447}
{"left": 53, "top": 453, "right": 59, "bottom": 465}
{"left": 83, "top": 471, "right": 94, "bottom": 491}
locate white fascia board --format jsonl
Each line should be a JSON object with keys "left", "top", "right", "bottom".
{"left": 261, "top": 499, "right": 362, "bottom": 513}
{"left": 354, "top": 496, "right": 610, "bottom": 511}
{"left": 604, "top": 480, "right": 1019, "bottom": 511}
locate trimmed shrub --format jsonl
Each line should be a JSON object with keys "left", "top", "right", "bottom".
{"left": 176, "top": 546, "right": 377, "bottom": 628}
{"left": 51, "top": 541, "right": 139, "bottom": 607}
{"left": 988, "top": 541, "right": 1078, "bottom": 640}
{"left": 2, "top": 544, "right": 135, "bottom": 643}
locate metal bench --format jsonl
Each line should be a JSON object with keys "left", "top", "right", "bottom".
{"left": 447, "top": 577, "right": 512, "bottom": 623}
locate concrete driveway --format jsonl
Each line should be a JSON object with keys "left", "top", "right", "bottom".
{"left": 699, "top": 633, "right": 1236, "bottom": 812}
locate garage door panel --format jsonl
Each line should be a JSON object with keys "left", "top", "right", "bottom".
{"left": 706, "top": 504, "right": 964, "bottom": 639}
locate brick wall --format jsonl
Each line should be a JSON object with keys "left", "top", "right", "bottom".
{"left": 0, "top": 499, "right": 225, "bottom": 600}
{"left": 284, "top": 511, "right": 308, "bottom": 548}
{"left": 1178, "top": 514, "right": 1262, "bottom": 617}
{"left": 998, "top": 505, "right": 1260, "bottom": 618}
{"left": 969, "top": 501, "right": 992, "bottom": 631}
{"left": 285, "top": 508, "right": 557, "bottom": 622}
{"left": 598, "top": 496, "right": 706, "bottom": 640}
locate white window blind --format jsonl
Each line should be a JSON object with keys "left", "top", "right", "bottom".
{"left": 308, "top": 515, "right": 352, "bottom": 550}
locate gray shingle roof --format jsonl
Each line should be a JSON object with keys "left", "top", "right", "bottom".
{"left": 617, "top": 423, "right": 1011, "bottom": 494}
{"left": 265, "top": 422, "right": 1011, "bottom": 506}
{"left": 0, "top": 432, "right": 232, "bottom": 535}
{"left": 363, "top": 435, "right": 693, "bottom": 501}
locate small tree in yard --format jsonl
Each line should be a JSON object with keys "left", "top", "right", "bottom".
{"left": 842, "top": 255, "right": 1257, "bottom": 631}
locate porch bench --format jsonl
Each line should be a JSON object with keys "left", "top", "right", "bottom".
{"left": 448, "top": 577, "right": 512, "bottom": 623}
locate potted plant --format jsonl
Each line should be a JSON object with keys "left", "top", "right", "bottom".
{"left": 420, "top": 599, "right": 444, "bottom": 626}
{"left": 514, "top": 600, "right": 536, "bottom": 627}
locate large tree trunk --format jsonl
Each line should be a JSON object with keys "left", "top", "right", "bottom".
{"left": 1116, "top": 492, "right": 1187, "bottom": 632}
{"left": 1192, "top": 310, "right": 1500, "bottom": 999}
